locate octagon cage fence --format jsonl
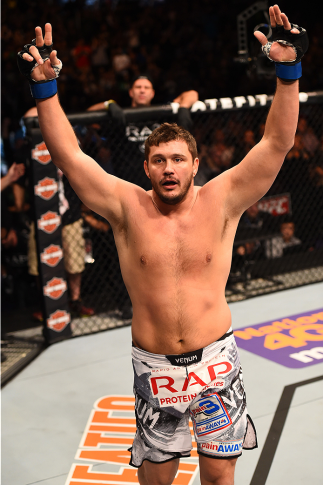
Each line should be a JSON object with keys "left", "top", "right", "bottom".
{"left": 16, "top": 90, "right": 323, "bottom": 340}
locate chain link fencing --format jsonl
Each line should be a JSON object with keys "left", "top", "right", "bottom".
{"left": 19, "top": 91, "right": 323, "bottom": 337}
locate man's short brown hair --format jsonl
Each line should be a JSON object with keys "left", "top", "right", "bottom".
{"left": 144, "top": 123, "right": 198, "bottom": 161}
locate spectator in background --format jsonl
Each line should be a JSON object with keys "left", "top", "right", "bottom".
{"left": 238, "top": 202, "right": 277, "bottom": 233}
{"left": 1, "top": 161, "right": 27, "bottom": 315}
{"left": 205, "top": 128, "right": 235, "bottom": 180}
{"left": 87, "top": 75, "right": 198, "bottom": 189}
{"left": 266, "top": 218, "right": 302, "bottom": 258}
{"left": 241, "top": 129, "right": 256, "bottom": 156}
{"left": 233, "top": 201, "right": 278, "bottom": 270}
{"left": 1, "top": 162, "right": 26, "bottom": 252}
{"left": 280, "top": 133, "right": 311, "bottom": 242}
{"left": 231, "top": 240, "right": 265, "bottom": 278}
{"left": 91, "top": 33, "right": 110, "bottom": 74}
{"left": 297, "top": 116, "right": 320, "bottom": 156}
{"left": 71, "top": 38, "right": 92, "bottom": 72}
{"left": 270, "top": 132, "right": 310, "bottom": 194}
{"left": 1, "top": 162, "right": 25, "bottom": 193}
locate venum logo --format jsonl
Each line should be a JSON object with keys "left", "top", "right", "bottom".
{"left": 32, "top": 141, "right": 51, "bottom": 164}
{"left": 37, "top": 211, "right": 61, "bottom": 234}
{"left": 43, "top": 277, "right": 67, "bottom": 299}
{"left": 47, "top": 310, "right": 71, "bottom": 332}
{"left": 41, "top": 244, "right": 63, "bottom": 267}
{"left": 34, "top": 177, "right": 58, "bottom": 200}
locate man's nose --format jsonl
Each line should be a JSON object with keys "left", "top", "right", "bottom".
{"left": 164, "top": 160, "right": 174, "bottom": 174}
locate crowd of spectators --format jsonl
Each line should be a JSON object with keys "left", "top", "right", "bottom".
{"left": 2, "top": 0, "right": 323, "bottom": 126}
{"left": 193, "top": 110, "right": 323, "bottom": 258}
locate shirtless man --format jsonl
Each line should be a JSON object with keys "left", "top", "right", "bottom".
{"left": 18, "top": 5, "right": 307, "bottom": 484}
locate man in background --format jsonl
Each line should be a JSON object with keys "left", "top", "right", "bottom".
{"left": 87, "top": 75, "right": 198, "bottom": 189}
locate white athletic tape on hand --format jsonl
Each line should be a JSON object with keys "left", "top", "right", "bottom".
{"left": 262, "top": 41, "right": 297, "bottom": 63}
{"left": 30, "top": 59, "right": 63, "bottom": 81}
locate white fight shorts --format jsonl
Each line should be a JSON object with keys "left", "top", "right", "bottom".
{"left": 129, "top": 328, "right": 257, "bottom": 467}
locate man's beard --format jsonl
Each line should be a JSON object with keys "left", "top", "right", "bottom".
{"left": 151, "top": 173, "right": 194, "bottom": 205}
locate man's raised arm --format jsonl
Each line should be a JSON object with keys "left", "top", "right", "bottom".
{"left": 17, "top": 23, "right": 128, "bottom": 224}
{"left": 216, "top": 5, "right": 308, "bottom": 217}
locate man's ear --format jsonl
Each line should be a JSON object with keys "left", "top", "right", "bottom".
{"left": 129, "top": 88, "right": 134, "bottom": 100}
{"left": 193, "top": 157, "right": 199, "bottom": 177}
{"left": 144, "top": 160, "right": 150, "bottom": 179}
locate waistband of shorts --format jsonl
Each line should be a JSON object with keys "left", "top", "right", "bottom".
{"left": 132, "top": 327, "right": 234, "bottom": 366}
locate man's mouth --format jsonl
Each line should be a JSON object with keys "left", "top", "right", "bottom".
{"left": 161, "top": 179, "right": 178, "bottom": 189}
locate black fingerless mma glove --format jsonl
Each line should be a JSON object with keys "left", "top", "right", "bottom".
{"left": 262, "top": 23, "right": 309, "bottom": 81}
{"left": 271, "top": 24, "right": 309, "bottom": 65}
{"left": 17, "top": 39, "right": 61, "bottom": 98}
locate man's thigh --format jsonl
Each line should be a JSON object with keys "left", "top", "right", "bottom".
{"left": 199, "top": 454, "right": 238, "bottom": 485}
{"left": 138, "top": 458, "right": 180, "bottom": 485}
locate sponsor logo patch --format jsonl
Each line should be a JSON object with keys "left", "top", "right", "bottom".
{"left": 148, "top": 356, "right": 232, "bottom": 413}
{"left": 190, "top": 393, "right": 231, "bottom": 437}
{"left": 166, "top": 348, "right": 203, "bottom": 366}
{"left": 32, "top": 141, "right": 51, "bottom": 164}
{"left": 200, "top": 439, "right": 243, "bottom": 456}
{"left": 34, "top": 177, "right": 58, "bottom": 200}
{"left": 37, "top": 211, "right": 61, "bottom": 234}
{"left": 47, "top": 310, "right": 71, "bottom": 332}
{"left": 43, "top": 277, "right": 67, "bottom": 299}
{"left": 40, "top": 244, "right": 63, "bottom": 267}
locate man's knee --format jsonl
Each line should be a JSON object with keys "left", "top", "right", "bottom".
{"left": 138, "top": 459, "right": 179, "bottom": 485}
{"left": 199, "top": 455, "right": 238, "bottom": 485}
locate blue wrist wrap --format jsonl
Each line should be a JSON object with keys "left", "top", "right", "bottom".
{"left": 30, "top": 79, "right": 57, "bottom": 99}
{"left": 275, "top": 62, "right": 302, "bottom": 81}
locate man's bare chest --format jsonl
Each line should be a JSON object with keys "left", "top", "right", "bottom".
{"left": 125, "top": 210, "right": 225, "bottom": 272}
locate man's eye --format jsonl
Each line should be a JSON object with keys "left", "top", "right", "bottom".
{"left": 174, "top": 158, "right": 182, "bottom": 162}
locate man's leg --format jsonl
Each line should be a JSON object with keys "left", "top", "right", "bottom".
{"left": 199, "top": 455, "right": 238, "bottom": 485}
{"left": 66, "top": 271, "right": 82, "bottom": 301}
{"left": 138, "top": 458, "right": 180, "bottom": 485}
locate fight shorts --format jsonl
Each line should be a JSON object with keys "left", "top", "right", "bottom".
{"left": 130, "top": 328, "right": 257, "bottom": 467}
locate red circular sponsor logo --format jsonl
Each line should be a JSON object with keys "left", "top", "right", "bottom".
{"left": 37, "top": 211, "right": 61, "bottom": 234}
{"left": 43, "top": 277, "right": 67, "bottom": 300}
{"left": 40, "top": 244, "right": 63, "bottom": 267}
{"left": 34, "top": 177, "right": 58, "bottom": 200}
{"left": 32, "top": 141, "right": 51, "bottom": 164}
{"left": 47, "top": 310, "right": 71, "bottom": 332}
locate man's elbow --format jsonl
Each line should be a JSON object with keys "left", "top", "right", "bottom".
{"left": 264, "top": 134, "right": 295, "bottom": 155}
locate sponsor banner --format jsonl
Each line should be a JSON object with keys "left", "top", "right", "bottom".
{"left": 34, "top": 177, "right": 58, "bottom": 200}
{"left": 32, "top": 141, "right": 52, "bottom": 164}
{"left": 190, "top": 393, "right": 231, "bottom": 437}
{"left": 31, "top": 133, "right": 71, "bottom": 343}
{"left": 37, "top": 211, "right": 61, "bottom": 234}
{"left": 43, "top": 277, "right": 67, "bottom": 300}
{"left": 47, "top": 310, "right": 71, "bottom": 332}
{"left": 65, "top": 395, "right": 199, "bottom": 485}
{"left": 234, "top": 308, "right": 323, "bottom": 368}
{"left": 258, "top": 193, "right": 291, "bottom": 216}
{"left": 171, "top": 92, "right": 309, "bottom": 114}
{"left": 41, "top": 244, "right": 63, "bottom": 267}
